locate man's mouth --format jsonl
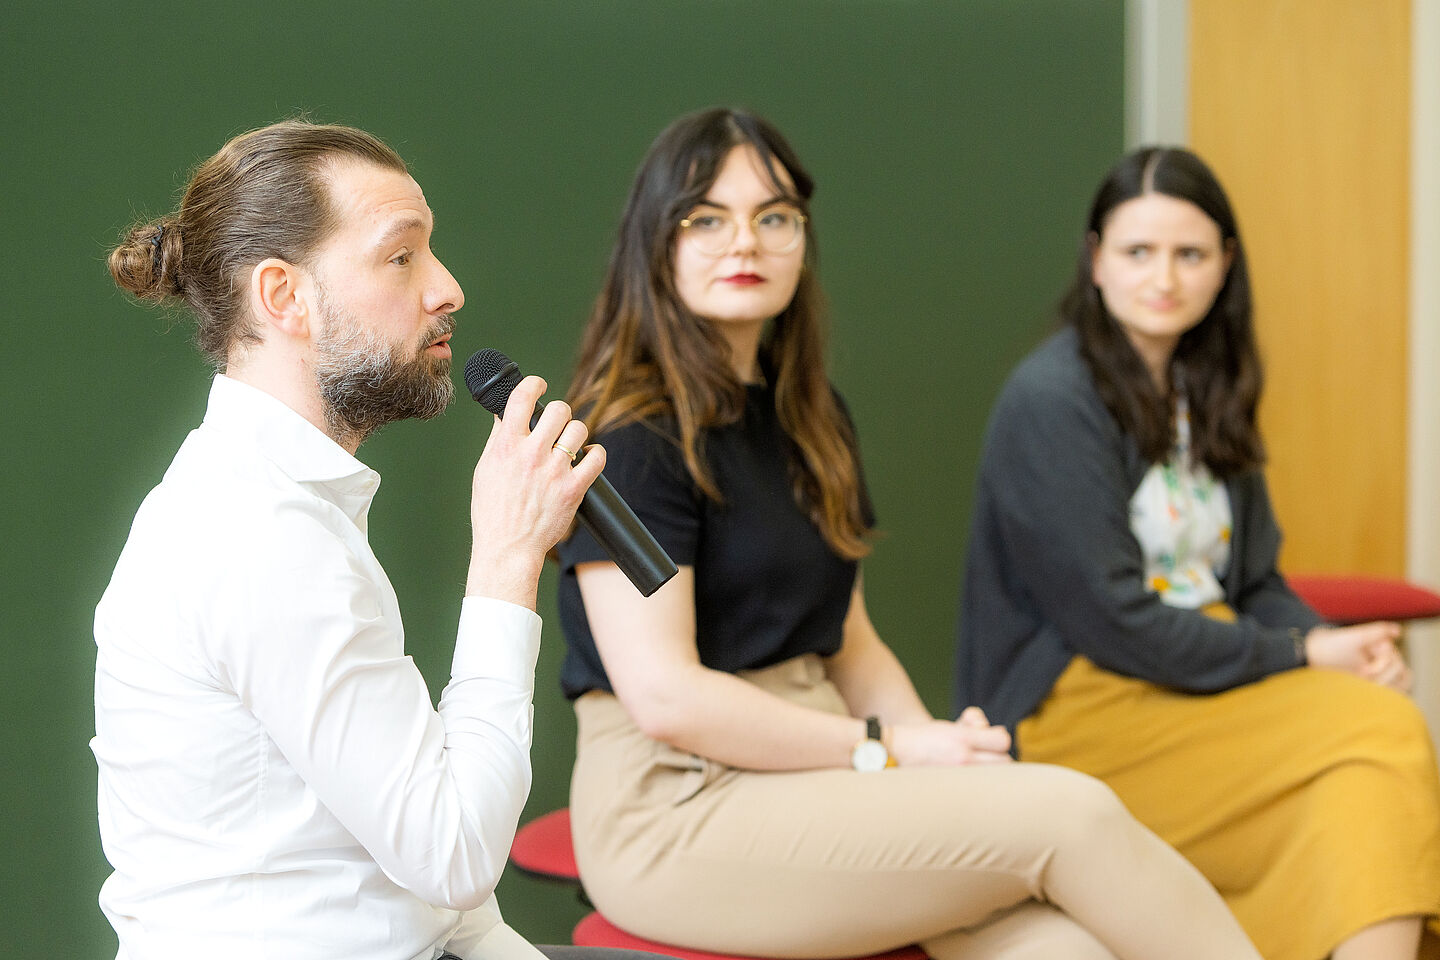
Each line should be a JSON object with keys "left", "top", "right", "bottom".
{"left": 422, "top": 319, "right": 455, "bottom": 360}
{"left": 425, "top": 316, "right": 456, "bottom": 348}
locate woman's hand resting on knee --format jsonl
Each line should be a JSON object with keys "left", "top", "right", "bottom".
{"left": 889, "top": 706, "right": 1014, "bottom": 766}
{"left": 1304, "top": 622, "right": 1413, "bottom": 693}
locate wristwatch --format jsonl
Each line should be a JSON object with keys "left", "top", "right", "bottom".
{"left": 850, "top": 716, "right": 891, "bottom": 772}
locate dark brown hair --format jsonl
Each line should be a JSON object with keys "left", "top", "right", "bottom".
{"left": 568, "top": 107, "right": 870, "bottom": 559}
{"left": 1061, "top": 146, "right": 1265, "bottom": 475}
{"left": 108, "top": 119, "right": 407, "bottom": 366}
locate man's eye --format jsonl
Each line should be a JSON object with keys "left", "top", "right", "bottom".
{"left": 392, "top": 252, "right": 412, "bottom": 266}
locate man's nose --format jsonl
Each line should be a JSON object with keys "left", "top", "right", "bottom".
{"left": 429, "top": 259, "right": 464, "bottom": 314}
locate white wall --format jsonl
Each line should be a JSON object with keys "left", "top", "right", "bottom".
{"left": 1125, "top": 0, "right": 1188, "bottom": 146}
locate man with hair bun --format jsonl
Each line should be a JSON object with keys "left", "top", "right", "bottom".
{"left": 94, "top": 120, "right": 628, "bottom": 960}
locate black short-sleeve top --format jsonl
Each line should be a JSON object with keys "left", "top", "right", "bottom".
{"left": 556, "top": 383, "right": 873, "bottom": 700}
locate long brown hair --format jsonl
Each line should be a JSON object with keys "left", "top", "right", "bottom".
{"left": 568, "top": 107, "right": 870, "bottom": 559}
{"left": 1060, "top": 146, "right": 1265, "bottom": 476}
{"left": 109, "top": 119, "right": 407, "bottom": 367}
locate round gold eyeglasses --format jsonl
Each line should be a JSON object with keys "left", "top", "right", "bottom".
{"left": 679, "top": 205, "right": 808, "bottom": 256}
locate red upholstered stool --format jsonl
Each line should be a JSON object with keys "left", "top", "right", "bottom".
{"left": 1288, "top": 574, "right": 1440, "bottom": 626}
{"left": 574, "top": 912, "right": 930, "bottom": 960}
{"left": 509, "top": 808, "right": 581, "bottom": 884}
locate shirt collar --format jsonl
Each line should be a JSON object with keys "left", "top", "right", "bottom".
{"left": 202, "top": 376, "right": 381, "bottom": 527}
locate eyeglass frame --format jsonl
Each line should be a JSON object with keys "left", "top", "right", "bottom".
{"left": 676, "top": 204, "right": 809, "bottom": 257}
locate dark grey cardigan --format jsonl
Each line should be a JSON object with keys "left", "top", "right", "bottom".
{"left": 955, "top": 327, "right": 1319, "bottom": 736}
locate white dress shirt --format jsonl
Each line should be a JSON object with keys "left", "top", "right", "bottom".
{"left": 93, "top": 375, "right": 545, "bottom": 960}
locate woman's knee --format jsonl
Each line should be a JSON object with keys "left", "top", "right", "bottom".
{"left": 981, "top": 764, "right": 1151, "bottom": 869}
{"left": 1027, "top": 764, "right": 1133, "bottom": 838}
{"left": 1342, "top": 685, "right": 1440, "bottom": 778}
{"left": 1380, "top": 692, "right": 1435, "bottom": 753}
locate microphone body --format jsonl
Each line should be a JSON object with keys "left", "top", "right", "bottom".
{"left": 464, "top": 350, "right": 679, "bottom": 597}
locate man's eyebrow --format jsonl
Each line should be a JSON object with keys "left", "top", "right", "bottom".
{"left": 369, "top": 216, "right": 429, "bottom": 252}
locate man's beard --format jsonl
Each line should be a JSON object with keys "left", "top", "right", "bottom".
{"left": 312, "top": 291, "right": 455, "bottom": 446}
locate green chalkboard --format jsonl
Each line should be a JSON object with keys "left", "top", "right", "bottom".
{"left": 0, "top": 1, "right": 1123, "bottom": 952}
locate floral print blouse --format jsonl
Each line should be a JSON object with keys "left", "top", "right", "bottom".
{"left": 1128, "top": 389, "right": 1233, "bottom": 609}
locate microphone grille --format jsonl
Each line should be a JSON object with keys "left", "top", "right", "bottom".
{"left": 463, "top": 348, "right": 522, "bottom": 416}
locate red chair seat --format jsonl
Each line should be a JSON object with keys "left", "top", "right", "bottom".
{"left": 509, "top": 808, "right": 580, "bottom": 883}
{"left": 574, "top": 912, "right": 929, "bottom": 960}
{"left": 1288, "top": 574, "right": 1440, "bottom": 625}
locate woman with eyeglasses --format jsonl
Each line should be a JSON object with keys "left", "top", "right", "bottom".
{"left": 956, "top": 146, "right": 1440, "bottom": 960}
{"left": 554, "top": 108, "right": 1262, "bottom": 960}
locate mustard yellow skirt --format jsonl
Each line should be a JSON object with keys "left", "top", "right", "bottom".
{"left": 1019, "top": 654, "right": 1440, "bottom": 960}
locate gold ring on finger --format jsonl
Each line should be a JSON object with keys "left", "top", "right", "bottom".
{"left": 553, "top": 441, "right": 579, "bottom": 462}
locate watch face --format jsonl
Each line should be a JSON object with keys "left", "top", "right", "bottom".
{"left": 851, "top": 738, "right": 889, "bottom": 773}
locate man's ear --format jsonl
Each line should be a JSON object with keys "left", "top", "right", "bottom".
{"left": 248, "top": 258, "right": 314, "bottom": 341}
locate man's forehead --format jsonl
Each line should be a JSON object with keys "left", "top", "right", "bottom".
{"left": 323, "top": 158, "right": 432, "bottom": 241}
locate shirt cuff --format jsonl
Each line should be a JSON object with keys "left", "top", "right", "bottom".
{"left": 453, "top": 596, "right": 542, "bottom": 685}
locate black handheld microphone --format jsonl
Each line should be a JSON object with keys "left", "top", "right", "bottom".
{"left": 463, "top": 348, "right": 679, "bottom": 598}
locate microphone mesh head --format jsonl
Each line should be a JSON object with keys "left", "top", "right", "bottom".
{"left": 463, "top": 348, "right": 522, "bottom": 415}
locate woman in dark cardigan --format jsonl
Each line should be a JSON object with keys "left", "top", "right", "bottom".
{"left": 957, "top": 145, "right": 1440, "bottom": 960}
